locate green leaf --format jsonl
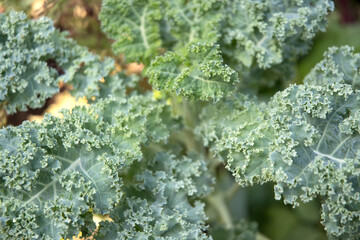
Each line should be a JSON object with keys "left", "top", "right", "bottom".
{"left": 99, "top": 0, "right": 163, "bottom": 63}
{"left": 196, "top": 94, "right": 275, "bottom": 185}
{"left": 147, "top": 42, "right": 239, "bottom": 101}
{"left": 100, "top": 0, "right": 224, "bottom": 63}
{"left": 197, "top": 83, "right": 360, "bottom": 238}
{"left": 221, "top": 0, "right": 333, "bottom": 69}
{"left": 163, "top": 0, "right": 223, "bottom": 49}
{"left": 220, "top": 0, "right": 334, "bottom": 91}
{"left": 269, "top": 84, "right": 360, "bottom": 238}
{"left": 95, "top": 152, "right": 213, "bottom": 240}
{"left": 304, "top": 46, "right": 360, "bottom": 89}
{"left": 0, "top": 108, "right": 122, "bottom": 239}
{"left": 0, "top": 94, "right": 176, "bottom": 239}
{"left": 96, "top": 72, "right": 138, "bottom": 102}
{"left": 0, "top": 11, "right": 116, "bottom": 114}
{"left": 0, "top": 11, "right": 60, "bottom": 114}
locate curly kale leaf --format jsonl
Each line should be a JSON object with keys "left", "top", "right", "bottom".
{"left": 100, "top": 0, "right": 333, "bottom": 67}
{"left": 95, "top": 152, "right": 213, "bottom": 240}
{"left": 0, "top": 11, "right": 59, "bottom": 114}
{"left": 100, "top": 0, "right": 333, "bottom": 94}
{"left": 161, "top": 0, "right": 223, "bottom": 50}
{"left": 304, "top": 46, "right": 360, "bottom": 89}
{"left": 269, "top": 84, "right": 360, "bottom": 238}
{"left": 95, "top": 72, "right": 139, "bottom": 102}
{"left": 0, "top": 94, "right": 176, "bottom": 239}
{"left": 100, "top": 0, "right": 223, "bottom": 63}
{"left": 99, "top": 0, "right": 163, "bottom": 63}
{"left": 196, "top": 94, "right": 274, "bottom": 185}
{"left": 0, "top": 11, "right": 114, "bottom": 114}
{"left": 197, "top": 83, "right": 360, "bottom": 238}
{"left": 221, "top": 0, "right": 333, "bottom": 69}
{"left": 220, "top": 0, "right": 333, "bottom": 90}
{"left": 147, "top": 42, "right": 239, "bottom": 101}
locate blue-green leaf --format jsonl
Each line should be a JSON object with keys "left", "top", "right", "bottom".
{"left": 0, "top": 11, "right": 115, "bottom": 114}
{"left": 147, "top": 42, "right": 239, "bottom": 101}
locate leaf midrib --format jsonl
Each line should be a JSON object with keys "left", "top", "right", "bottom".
{"left": 24, "top": 157, "right": 81, "bottom": 205}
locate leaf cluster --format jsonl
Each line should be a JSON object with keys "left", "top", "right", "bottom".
{"left": 2, "top": 1, "right": 360, "bottom": 239}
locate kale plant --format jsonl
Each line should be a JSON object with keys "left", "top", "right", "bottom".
{"left": 1, "top": 0, "right": 360, "bottom": 239}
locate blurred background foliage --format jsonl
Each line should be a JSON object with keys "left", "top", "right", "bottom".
{"left": 0, "top": 0, "right": 360, "bottom": 239}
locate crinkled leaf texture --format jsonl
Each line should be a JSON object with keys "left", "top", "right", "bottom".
{"left": 221, "top": 0, "right": 334, "bottom": 69}
{"left": 100, "top": 0, "right": 223, "bottom": 63}
{"left": 96, "top": 72, "right": 134, "bottom": 102}
{"left": 100, "top": 0, "right": 333, "bottom": 67}
{"left": 197, "top": 82, "right": 360, "bottom": 237}
{"left": 304, "top": 46, "right": 360, "bottom": 89}
{"left": 100, "top": 0, "right": 333, "bottom": 93}
{"left": 0, "top": 11, "right": 114, "bottom": 114}
{"left": 99, "top": 0, "right": 163, "bottom": 63}
{"left": 159, "top": 0, "right": 224, "bottom": 51}
{"left": 0, "top": 94, "right": 184, "bottom": 239}
{"left": 147, "top": 42, "right": 239, "bottom": 101}
{"left": 220, "top": 0, "right": 333, "bottom": 91}
{"left": 95, "top": 152, "right": 213, "bottom": 240}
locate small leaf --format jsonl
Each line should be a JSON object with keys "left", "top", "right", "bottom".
{"left": 147, "top": 42, "right": 239, "bottom": 101}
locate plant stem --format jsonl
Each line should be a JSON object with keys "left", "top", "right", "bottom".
{"left": 256, "top": 233, "right": 270, "bottom": 240}
{"left": 207, "top": 151, "right": 221, "bottom": 173}
{"left": 207, "top": 193, "right": 233, "bottom": 229}
{"left": 225, "top": 182, "right": 241, "bottom": 200}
